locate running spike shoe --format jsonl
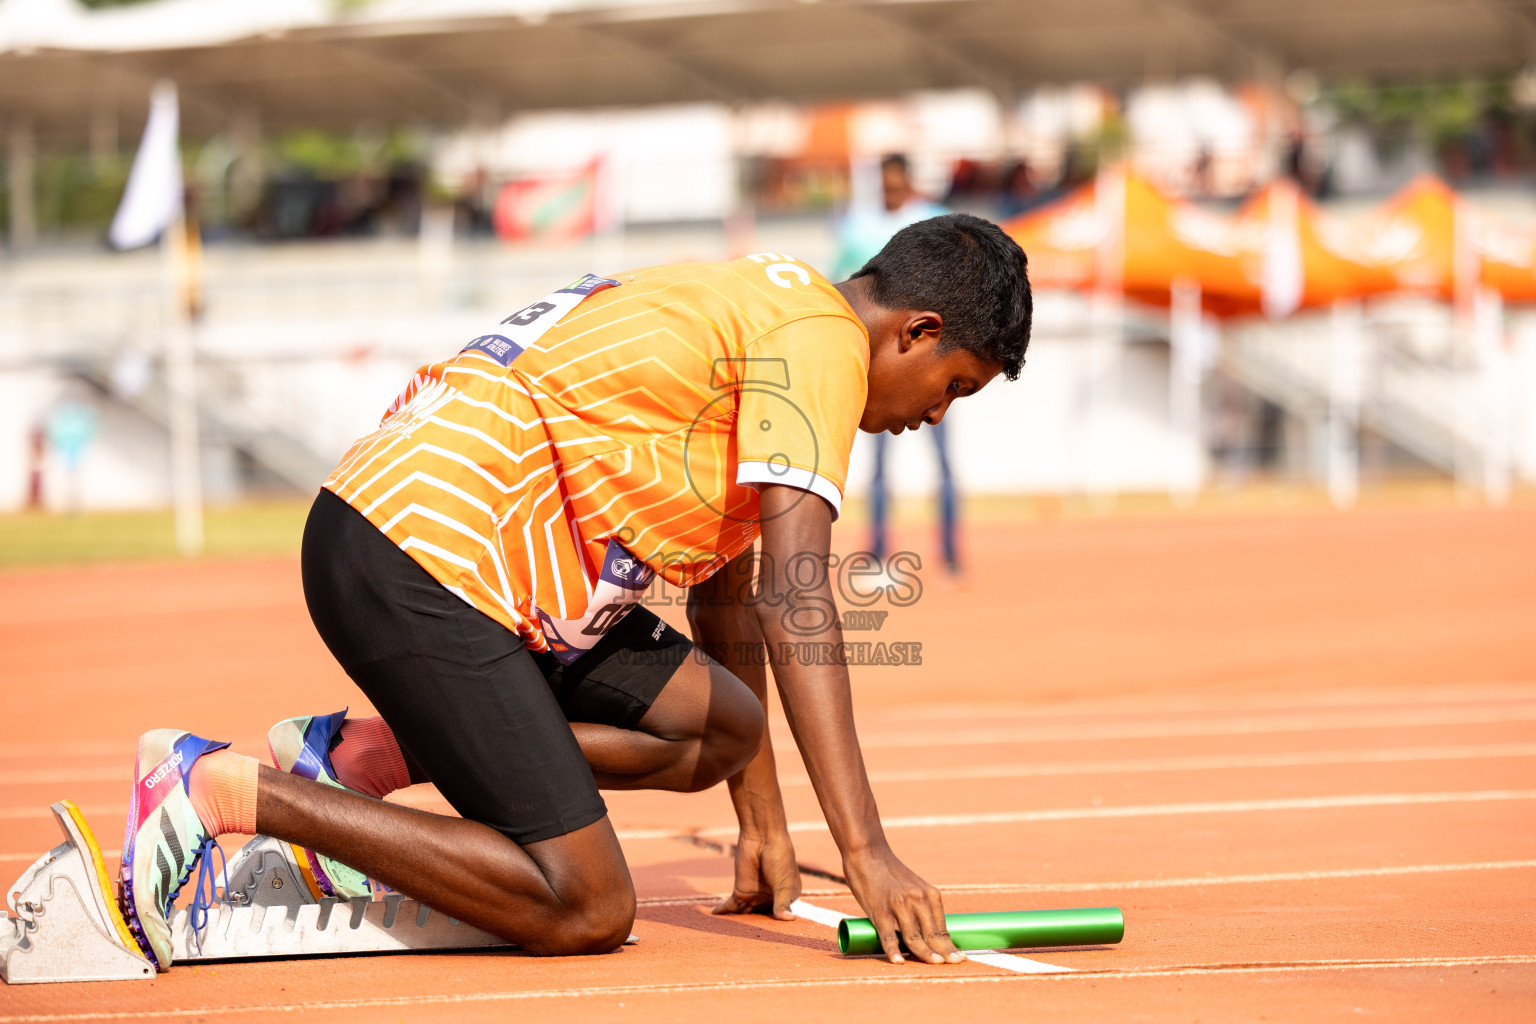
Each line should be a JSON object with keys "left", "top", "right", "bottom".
{"left": 266, "top": 710, "right": 373, "bottom": 900}
{"left": 119, "top": 729, "right": 231, "bottom": 972}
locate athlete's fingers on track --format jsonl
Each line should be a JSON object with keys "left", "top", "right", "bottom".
{"left": 893, "top": 899, "right": 945, "bottom": 965}
{"left": 711, "top": 892, "right": 762, "bottom": 915}
{"left": 711, "top": 890, "right": 799, "bottom": 921}
{"left": 873, "top": 910, "right": 906, "bottom": 964}
{"left": 913, "top": 884, "right": 963, "bottom": 963}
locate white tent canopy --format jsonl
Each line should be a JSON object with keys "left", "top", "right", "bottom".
{"left": 0, "top": 0, "right": 330, "bottom": 52}
{"left": 4, "top": 0, "right": 1536, "bottom": 141}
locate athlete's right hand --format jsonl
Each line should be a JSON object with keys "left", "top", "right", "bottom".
{"left": 844, "top": 844, "right": 963, "bottom": 965}
{"left": 712, "top": 828, "right": 802, "bottom": 920}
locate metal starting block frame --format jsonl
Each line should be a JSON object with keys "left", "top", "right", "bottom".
{"left": 3, "top": 801, "right": 633, "bottom": 984}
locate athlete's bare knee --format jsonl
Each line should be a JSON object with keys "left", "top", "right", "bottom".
{"left": 513, "top": 826, "right": 635, "bottom": 956}
{"left": 530, "top": 886, "right": 636, "bottom": 955}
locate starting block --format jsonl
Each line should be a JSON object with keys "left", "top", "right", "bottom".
{"left": 3, "top": 800, "right": 633, "bottom": 984}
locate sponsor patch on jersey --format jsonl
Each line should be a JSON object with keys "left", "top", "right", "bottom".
{"left": 599, "top": 538, "right": 656, "bottom": 591}
{"left": 461, "top": 334, "right": 525, "bottom": 367}
{"left": 560, "top": 274, "right": 622, "bottom": 297}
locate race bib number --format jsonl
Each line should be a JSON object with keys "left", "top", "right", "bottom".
{"left": 535, "top": 539, "right": 656, "bottom": 665}
{"left": 461, "top": 274, "right": 620, "bottom": 367}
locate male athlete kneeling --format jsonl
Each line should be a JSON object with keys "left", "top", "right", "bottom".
{"left": 118, "top": 213, "right": 1032, "bottom": 970}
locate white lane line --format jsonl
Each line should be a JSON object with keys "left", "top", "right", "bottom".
{"left": 0, "top": 738, "right": 268, "bottom": 760}
{"left": 928, "top": 859, "right": 1536, "bottom": 894}
{"left": 0, "top": 792, "right": 456, "bottom": 826}
{"left": 0, "top": 804, "right": 122, "bottom": 822}
{"left": 0, "top": 767, "right": 139, "bottom": 786}
{"left": 0, "top": 802, "right": 676, "bottom": 838}
{"left": 633, "top": 859, "right": 1536, "bottom": 908}
{"left": 4, "top": 956, "right": 1533, "bottom": 1021}
{"left": 818, "top": 705, "right": 1536, "bottom": 749}
{"left": 784, "top": 898, "right": 852, "bottom": 929}
{"left": 691, "top": 789, "right": 1536, "bottom": 838}
{"left": 786, "top": 899, "right": 1071, "bottom": 975}
{"left": 865, "top": 682, "right": 1536, "bottom": 721}
{"left": 12, "top": 740, "right": 1522, "bottom": 791}
{"left": 781, "top": 742, "right": 1536, "bottom": 787}
{"left": 965, "top": 951, "right": 1072, "bottom": 974}
{"left": 3, "top": 688, "right": 1529, "bottom": 762}
{"left": 615, "top": 827, "right": 685, "bottom": 840}
{"left": 0, "top": 766, "right": 540, "bottom": 792}
{"left": 14, "top": 795, "right": 1531, "bottom": 851}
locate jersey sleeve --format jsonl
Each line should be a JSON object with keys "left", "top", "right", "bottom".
{"left": 733, "top": 314, "right": 869, "bottom": 520}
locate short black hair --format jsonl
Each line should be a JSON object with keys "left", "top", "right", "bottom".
{"left": 880, "top": 153, "right": 910, "bottom": 173}
{"left": 850, "top": 213, "right": 1032, "bottom": 380}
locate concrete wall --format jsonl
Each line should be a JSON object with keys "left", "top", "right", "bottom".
{"left": 23, "top": 223, "right": 1533, "bottom": 513}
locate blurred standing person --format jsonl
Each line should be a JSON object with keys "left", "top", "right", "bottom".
{"left": 1191, "top": 146, "right": 1214, "bottom": 198}
{"left": 26, "top": 425, "right": 45, "bottom": 510}
{"left": 998, "top": 160, "right": 1039, "bottom": 220}
{"left": 833, "top": 154, "right": 962, "bottom": 577}
{"left": 46, "top": 394, "right": 99, "bottom": 514}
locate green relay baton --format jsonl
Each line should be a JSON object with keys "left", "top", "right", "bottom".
{"left": 837, "top": 907, "right": 1125, "bottom": 956}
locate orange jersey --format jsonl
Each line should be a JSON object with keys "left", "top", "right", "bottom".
{"left": 323, "top": 255, "right": 869, "bottom": 659}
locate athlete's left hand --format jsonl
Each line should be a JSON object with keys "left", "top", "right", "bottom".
{"left": 712, "top": 827, "right": 802, "bottom": 920}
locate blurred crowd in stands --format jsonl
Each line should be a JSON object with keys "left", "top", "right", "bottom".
{"left": 16, "top": 74, "right": 1536, "bottom": 246}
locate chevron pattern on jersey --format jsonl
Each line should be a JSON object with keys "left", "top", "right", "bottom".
{"left": 325, "top": 257, "right": 870, "bottom": 653}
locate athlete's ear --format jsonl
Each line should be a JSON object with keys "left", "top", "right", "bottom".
{"left": 899, "top": 311, "right": 943, "bottom": 351}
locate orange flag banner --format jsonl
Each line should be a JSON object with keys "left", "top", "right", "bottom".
{"left": 1003, "top": 167, "right": 1261, "bottom": 315}
{"left": 1007, "top": 167, "right": 1536, "bottom": 314}
{"left": 1235, "top": 180, "right": 1396, "bottom": 316}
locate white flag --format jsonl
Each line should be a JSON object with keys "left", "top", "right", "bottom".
{"left": 109, "top": 80, "right": 183, "bottom": 250}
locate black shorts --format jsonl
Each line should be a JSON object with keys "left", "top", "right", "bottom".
{"left": 300, "top": 488, "right": 694, "bottom": 845}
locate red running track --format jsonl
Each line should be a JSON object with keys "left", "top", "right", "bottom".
{"left": 1, "top": 503, "right": 1534, "bottom": 1021}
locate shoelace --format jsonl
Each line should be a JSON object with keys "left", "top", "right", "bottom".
{"left": 186, "top": 835, "right": 229, "bottom": 953}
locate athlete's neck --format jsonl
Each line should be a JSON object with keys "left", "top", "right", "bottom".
{"left": 834, "top": 275, "right": 878, "bottom": 326}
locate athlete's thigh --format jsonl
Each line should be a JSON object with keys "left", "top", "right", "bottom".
{"left": 541, "top": 607, "right": 758, "bottom": 741}
{"left": 302, "top": 490, "right": 607, "bottom": 847}
{"left": 635, "top": 649, "right": 763, "bottom": 744}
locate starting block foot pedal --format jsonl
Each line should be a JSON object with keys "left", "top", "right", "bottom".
{"left": 1, "top": 801, "right": 154, "bottom": 984}
{"left": 4, "top": 803, "right": 635, "bottom": 984}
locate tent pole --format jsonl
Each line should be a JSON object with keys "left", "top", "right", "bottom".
{"left": 7, "top": 121, "right": 36, "bottom": 250}
{"left": 164, "top": 215, "right": 203, "bottom": 556}
{"left": 1169, "top": 278, "right": 1204, "bottom": 506}
{"left": 1327, "top": 299, "right": 1363, "bottom": 509}
{"left": 1088, "top": 163, "right": 1126, "bottom": 507}
{"left": 1473, "top": 286, "right": 1511, "bottom": 506}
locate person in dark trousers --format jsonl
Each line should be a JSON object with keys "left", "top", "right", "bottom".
{"left": 833, "top": 155, "right": 962, "bottom": 575}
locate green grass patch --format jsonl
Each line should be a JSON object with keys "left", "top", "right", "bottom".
{"left": 0, "top": 500, "right": 312, "bottom": 568}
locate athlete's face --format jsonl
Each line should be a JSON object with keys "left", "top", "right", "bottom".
{"left": 862, "top": 311, "right": 1003, "bottom": 435}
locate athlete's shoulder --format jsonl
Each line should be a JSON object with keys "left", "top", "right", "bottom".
{"left": 723, "top": 252, "right": 850, "bottom": 312}
{"left": 613, "top": 255, "right": 856, "bottom": 329}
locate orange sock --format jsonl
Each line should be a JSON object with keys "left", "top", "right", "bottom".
{"left": 330, "top": 716, "right": 412, "bottom": 799}
{"left": 188, "top": 749, "right": 260, "bottom": 838}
